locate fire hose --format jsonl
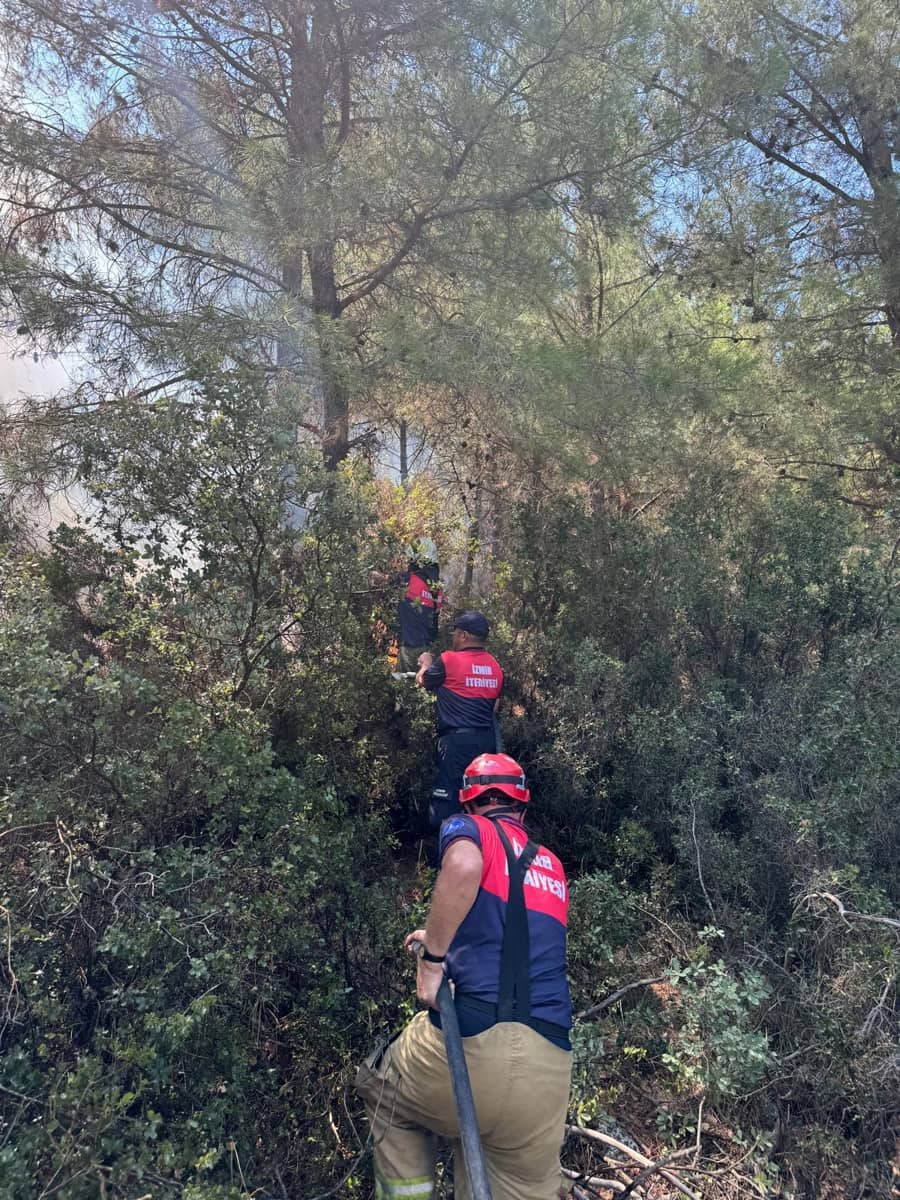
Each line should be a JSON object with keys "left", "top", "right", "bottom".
{"left": 412, "top": 945, "right": 494, "bottom": 1200}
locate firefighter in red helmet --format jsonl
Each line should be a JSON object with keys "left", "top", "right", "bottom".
{"left": 357, "top": 753, "right": 573, "bottom": 1200}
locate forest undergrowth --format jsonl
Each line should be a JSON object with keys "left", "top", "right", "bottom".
{"left": 1, "top": 0, "right": 898, "bottom": 1192}
{"left": 1, "top": 381, "right": 897, "bottom": 1199}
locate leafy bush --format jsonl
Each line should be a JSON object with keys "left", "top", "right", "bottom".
{"left": 0, "top": 372, "right": 419, "bottom": 1198}
{"left": 661, "top": 934, "right": 772, "bottom": 1101}
{"left": 495, "top": 475, "right": 898, "bottom": 1187}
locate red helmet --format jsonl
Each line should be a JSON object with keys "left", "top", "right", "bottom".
{"left": 459, "top": 753, "right": 530, "bottom": 806}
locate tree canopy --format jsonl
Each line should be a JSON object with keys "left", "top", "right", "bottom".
{"left": 1, "top": 0, "right": 898, "bottom": 1196}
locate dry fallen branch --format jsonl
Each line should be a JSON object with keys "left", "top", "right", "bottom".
{"left": 806, "top": 892, "right": 900, "bottom": 934}
{"left": 575, "top": 976, "right": 665, "bottom": 1022}
{"left": 562, "top": 1166, "right": 627, "bottom": 1194}
{"left": 619, "top": 1146, "right": 693, "bottom": 1198}
{"left": 566, "top": 1125, "right": 702, "bottom": 1200}
{"left": 857, "top": 973, "right": 895, "bottom": 1041}
{"left": 0, "top": 904, "right": 22, "bottom": 1043}
{"left": 0, "top": 821, "right": 55, "bottom": 842}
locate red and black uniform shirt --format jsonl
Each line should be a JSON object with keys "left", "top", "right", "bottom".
{"left": 397, "top": 561, "right": 442, "bottom": 647}
{"left": 420, "top": 648, "right": 503, "bottom": 734}
{"left": 439, "top": 813, "right": 572, "bottom": 1034}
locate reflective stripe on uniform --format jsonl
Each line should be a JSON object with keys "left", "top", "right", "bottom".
{"left": 375, "top": 1175, "right": 434, "bottom": 1198}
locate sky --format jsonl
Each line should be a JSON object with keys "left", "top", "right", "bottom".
{"left": 0, "top": 336, "right": 84, "bottom": 534}
{"left": 0, "top": 338, "right": 69, "bottom": 397}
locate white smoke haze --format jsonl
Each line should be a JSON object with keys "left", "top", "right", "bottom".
{"left": 0, "top": 337, "right": 87, "bottom": 538}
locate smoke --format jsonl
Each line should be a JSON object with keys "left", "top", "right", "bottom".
{"left": 0, "top": 337, "right": 85, "bottom": 536}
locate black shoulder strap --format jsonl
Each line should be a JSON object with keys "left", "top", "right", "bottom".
{"left": 485, "top": 814, "right": 539, "bottom": 1023}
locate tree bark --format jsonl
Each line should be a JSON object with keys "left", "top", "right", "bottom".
{"left": 857, "top": 103, "right": 900, "bottom": 349}
{"left": 308, "top": 247, "right": 350, "bottom": 469}
{"left": 277, "top": 261, "right": 304, "bottom": 370}
{"left": 288, "top": 3, "right": 350, "bottom": 469}
{"left": 399, "top": 419, "right": 409, "bottom": 484}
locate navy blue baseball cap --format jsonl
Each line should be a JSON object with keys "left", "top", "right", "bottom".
{"left": 453, "top": 610, "right": 490, "bottom": 638}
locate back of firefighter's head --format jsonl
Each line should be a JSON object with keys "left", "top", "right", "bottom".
{"left": 452, "top": 610, "right": 489, "bottom": 648}
{"left": 406, "top": 536, "right": 438, "bottom": 567}
{"left": 459, "top": 753, "right": 530, "bottom": 814}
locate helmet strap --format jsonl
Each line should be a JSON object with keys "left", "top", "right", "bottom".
{"left": 474, "top": 802, "right": 523, "bottom": 819}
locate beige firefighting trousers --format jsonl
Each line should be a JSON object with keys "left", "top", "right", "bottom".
{"left": 356, "top": 1010, "right": 572, "bottom": 1200}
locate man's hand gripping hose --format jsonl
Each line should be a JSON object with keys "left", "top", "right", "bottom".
{"left": 408, "top": 939, "right": 493, "bottom": 1200}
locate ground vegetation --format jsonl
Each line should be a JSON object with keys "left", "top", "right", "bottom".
{"left": 1, "top": 0, "right": 898, "bottom": 1196}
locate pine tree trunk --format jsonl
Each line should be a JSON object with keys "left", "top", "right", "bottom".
{"left": 308, "top": 245, "right": 350, "bottom": 469}
{"left": 289, "top": 5, "right": 350, "bottom": 470}
{"left": 858, "top": 104, "right": 900, "bottom": 350}
{"left": 399, "top": 419, "right": 409, "bottom": 483}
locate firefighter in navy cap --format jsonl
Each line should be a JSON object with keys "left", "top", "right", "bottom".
{"left": 415, "top": 610, "right": 503, "bottom": 831}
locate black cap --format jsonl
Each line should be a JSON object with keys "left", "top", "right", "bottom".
{"left": 453, "top": 610, "right": 490, "bottom": 639}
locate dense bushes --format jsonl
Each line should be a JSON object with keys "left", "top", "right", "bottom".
{"left": 494, "top": 478, "right": 899, "bottom": 1194}
{"left": 1, "top": 375, "right": 898, "bottom": 1197}
{"left": 0, "top": 375, "right": 423, "bottom": 1197}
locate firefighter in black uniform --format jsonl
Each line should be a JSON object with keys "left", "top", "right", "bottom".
{"left": 415, "top": 610, "right": 503, "bottom": 831}
{"left": 396, "top": 552, "right": 442, "bottom": 674}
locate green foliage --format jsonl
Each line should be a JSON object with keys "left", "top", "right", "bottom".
{"left": 0, "top": 372, "right": 421, "bottom": 1198}
{"left": 1, "top": 0, "right": 898, "bottom": 1195}
{"left": 568, "top": 872, "right": 645, "bottom": 977}
{"left": 662, "top": 935, "right": 772, "bottom": 1101}
{"left": 496, "top": 470, "right": 898, "bottom": 1188}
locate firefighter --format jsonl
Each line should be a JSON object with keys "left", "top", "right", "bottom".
{"left": 356, "top": 753, "right": 573, "bottom": 1200}
{"left": 396, "top": 545, "right": 443, "bottom": 674}
{"left": 415, "top": 610, "right": 503, "bottom": 831}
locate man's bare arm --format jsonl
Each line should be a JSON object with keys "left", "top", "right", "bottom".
{"left": 405, "top": 838, "right": 483, "bottom": 1006}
